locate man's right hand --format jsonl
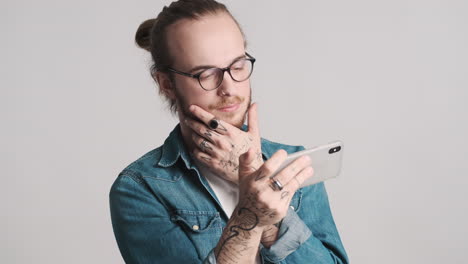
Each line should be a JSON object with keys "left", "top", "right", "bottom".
{"left": 236, "top": 148, "right": 314, "bottom": 227}
{"left": 214, "top": 148, "right": 313, "bottom": 263}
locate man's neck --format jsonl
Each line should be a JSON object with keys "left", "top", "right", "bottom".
{"left": 179, "top": 121, "right": 196, "bottom": 155}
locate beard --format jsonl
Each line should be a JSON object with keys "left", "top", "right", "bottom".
{"left": 174, "top": 86, "right": 252, "bottom": 129}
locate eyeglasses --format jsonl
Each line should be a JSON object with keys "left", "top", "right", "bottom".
{"left": 165, "top": 53, "right": 256, "bottom": 91}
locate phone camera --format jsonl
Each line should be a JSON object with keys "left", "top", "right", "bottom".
{"left": 329, "top": 146, "right": 341, "bottom": 154}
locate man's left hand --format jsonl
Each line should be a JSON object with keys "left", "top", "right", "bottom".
{"left": 185, "top": 103, "right": 263, "bottom": 184}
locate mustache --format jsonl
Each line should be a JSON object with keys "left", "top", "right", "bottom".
{"left": 208, "top": 96, "right": 245, "bottom": 110}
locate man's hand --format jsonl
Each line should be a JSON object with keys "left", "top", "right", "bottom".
{"left": 184, "top": 103, "right": 263, "bottom": 184}
{"left": 214, "top": 148, "right": 314, "bottom": 262}
{"left": 236, "top": 148, "right": 313, "bottom": 227}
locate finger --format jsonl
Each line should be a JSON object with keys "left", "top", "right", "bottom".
{"left": 192, "top": 133, "right": 216, "bottom": 155}
{"left": 271, "top": 155, "right": 311, "bottom": 188}
{"left": 247, "top": 102, "right": 260, "bottom": 137}
{"left": 185, "top": 118, "right": 218, "bottom": 144}
{"left": 238, "top": 148, "right": 257, "bottom": 179}
{"left": 192, "top": 148, "right": 214, "bottom": 166}
{"left": 284, "top": 166, "right": 314, "bottom": 192}
{"left": 189, "top": 105, "right": 230, "bottom": 134}
{"left": 255, "top": 149, "right": 288, "bottom": 181}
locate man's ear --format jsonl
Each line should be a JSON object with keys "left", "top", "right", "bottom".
{"left": 153, "top": 71, "right": 176, "bottom": 100}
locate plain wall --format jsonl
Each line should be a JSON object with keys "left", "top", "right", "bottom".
{"left": 2, "top": 0, "right": 467, "bottom": 263}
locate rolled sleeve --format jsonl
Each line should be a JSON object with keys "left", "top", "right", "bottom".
{"left": 260, "top": 207, "right": 312, "bottom": 263}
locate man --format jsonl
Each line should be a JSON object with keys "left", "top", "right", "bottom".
{"left": 109, "top": 0, "right": 348, "bottom": 263}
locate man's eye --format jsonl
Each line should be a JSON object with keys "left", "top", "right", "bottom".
{"left": 231, "top": 61, "right": 246, "bottom": 71}
{"left": 200, "top": 70, "right": 217, "bottom": 80}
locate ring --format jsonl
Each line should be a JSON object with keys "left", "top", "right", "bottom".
{"left": 272, "top": 179, "right": 284, "bottom": 191}
{"left": 200, "top": 139, "right": 209, "bottom": 152}
{"left": 208, "top": 119, "right": 219, "bottom": 130}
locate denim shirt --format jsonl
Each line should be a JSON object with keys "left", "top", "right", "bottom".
{"left": 109, "top": 124, "right": 348, "bottom": 264}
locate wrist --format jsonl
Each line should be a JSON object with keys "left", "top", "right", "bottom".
{"left": 260, "top": 225, "right": 279, "bottom": 248}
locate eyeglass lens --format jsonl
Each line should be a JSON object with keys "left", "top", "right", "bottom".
{"left": 198, "top": 59, "right": 253, "bottom": 90}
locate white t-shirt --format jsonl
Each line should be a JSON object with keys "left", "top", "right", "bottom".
{"left": 195, "top": 161, "right": 262, "bottom": 264}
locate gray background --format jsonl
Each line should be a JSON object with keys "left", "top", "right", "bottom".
{"left": 2, "top": 0, "right": 467, "bottom": 263}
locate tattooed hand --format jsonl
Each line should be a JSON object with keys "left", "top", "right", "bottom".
{"left": 236, "top": 148, "right": 314, "bottom": 227}
{"left": 214, "top": 148, "right": 314, "bottom": 263}
{"left": 184, "top": 103, "right": 263, "bottom": 184}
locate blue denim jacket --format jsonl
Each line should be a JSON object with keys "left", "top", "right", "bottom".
{"left": 110, "top": 124, "right": 348, "bottom": 263}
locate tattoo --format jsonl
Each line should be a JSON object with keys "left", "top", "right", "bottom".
{"left": 280, "top": 191, "right": 290, "bottom": 200}
{"left": 200, "top": 140, "right": 213, "bottom": 152}
{"left": 219, "top": 144, "right": 240, "bottom": 173}
{"left": 219, "top": 159, "right": 238, "bottom": 171}
{"left": 217, "top": 122, "right": 228, "bottom": 132}
{"left": 215, "top": 208, "right": 259, "bottom": 260}
{"left": 254, "top": 170, "right": 267, "bottom": 181}
{"left": 201, "top": 156, "right": 212, "bottom": 163}
{"left": 215, "top": 190, "right": 283, "bottom": 262}
{"left": 203, "top": 130, "right": 213, "bottom": 138}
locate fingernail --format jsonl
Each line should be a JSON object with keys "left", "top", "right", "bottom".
{"left": 189, "top": 105, "right": 195, "bottom": 112}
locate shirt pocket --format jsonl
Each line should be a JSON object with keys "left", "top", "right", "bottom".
{"left": 171, "top": 210, "right": 223, "bottom": 259}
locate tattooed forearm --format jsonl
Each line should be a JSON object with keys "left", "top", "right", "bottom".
{"left": 215, "top": 207, "right": 260, "bottom": 263}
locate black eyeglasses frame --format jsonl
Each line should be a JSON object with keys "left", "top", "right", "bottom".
{"left": 164, "top": 52, "right": 256, "bottom": 91}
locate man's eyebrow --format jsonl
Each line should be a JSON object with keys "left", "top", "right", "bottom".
{"left": 188, "top": 54, "right": 246, "bottom": 73}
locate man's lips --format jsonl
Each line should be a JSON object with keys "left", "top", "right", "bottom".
{"left": 217, "top": 103, "right": 240, "bottom": 112}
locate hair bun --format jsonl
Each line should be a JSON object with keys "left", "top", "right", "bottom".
{"left": 135, "top": 18, "right": 156, "bottom": 52}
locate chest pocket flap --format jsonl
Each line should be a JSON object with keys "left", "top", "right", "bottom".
{"left": 171, "top": 210, "right": 223, "bottom": 259}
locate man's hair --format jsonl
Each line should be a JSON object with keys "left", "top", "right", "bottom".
{"left": 134, "top": 0, "right": 246, "bottom": 114}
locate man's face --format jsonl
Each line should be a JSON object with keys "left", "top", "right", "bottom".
{"left": 166, "top": 12, "right": 251, "bottom": 128}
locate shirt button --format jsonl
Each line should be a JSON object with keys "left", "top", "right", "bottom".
{"left": 290, "top": 206, "right": 295, "bottom": 210}
{"left": 192, "top": 225, "right": 199, "bottom": 231}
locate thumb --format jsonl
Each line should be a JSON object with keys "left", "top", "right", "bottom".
{"left": 238, "top": 148, "right": 257, "bottom": 179}
{"left": 247, "top": 102, "right": 260, "bottom": 137}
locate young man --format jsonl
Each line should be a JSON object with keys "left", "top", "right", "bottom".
{"left": 109, "top": 1, "right": 348, "bottom": 263}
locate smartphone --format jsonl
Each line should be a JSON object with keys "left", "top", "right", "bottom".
{"left": 271, "top": 141, "right": 344, "bottom": 187}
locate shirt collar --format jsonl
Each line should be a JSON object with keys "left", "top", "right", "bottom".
{"left": 156, "top": 124, "right": 192, "bottom": 169}
{"left": 156, "top": 123, "right": 270, "bottom": 168}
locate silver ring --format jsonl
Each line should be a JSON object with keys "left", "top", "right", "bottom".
{"left": 272, "top": 179, "right": 284, "bottom": 191}
{"left": 200, "top": 139, "right": 209, "bottom": 152}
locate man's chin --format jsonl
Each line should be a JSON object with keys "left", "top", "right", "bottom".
{"left": 214, "top": 108, "right": 248, "bottom": 129}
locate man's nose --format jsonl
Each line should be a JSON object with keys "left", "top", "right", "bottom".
{"left": 217, "top": 70, "right": 236, "bottom": 96}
